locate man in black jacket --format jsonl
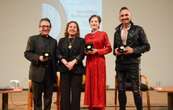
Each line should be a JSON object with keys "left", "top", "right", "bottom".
{"left": 24, "top": 18, "right": 57, "bottom": 110}
{"left": 113, "top": 7, "right": 150, "bottom": 110}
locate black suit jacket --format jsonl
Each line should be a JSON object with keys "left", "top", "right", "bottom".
{"left": 56, "top": 37, "right": 85, "bottom": 74}
{"left": 24, "top": 34, "right": 57, "bottom": 83}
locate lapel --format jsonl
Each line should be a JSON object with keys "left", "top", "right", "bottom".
{"left": 116, "top": 28, "right": 124, "bottom": 46}
{"left": 126, "top": 26, "right": 136, "bottom": 46}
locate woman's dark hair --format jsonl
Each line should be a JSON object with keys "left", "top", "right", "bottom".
{"left": 89, "top": 15, "right": 101, "bottom": 24}
{"left": 39, "top": 17, "right": 51, "bottom": 28}
{"left": 64, "top": 21, "right": 80, "bottom": 37}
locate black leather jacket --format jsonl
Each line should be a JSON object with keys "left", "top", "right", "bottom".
{"left": 113, "top": 22, "right": 150, "bottom": 66}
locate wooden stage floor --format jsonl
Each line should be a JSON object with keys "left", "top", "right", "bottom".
{"left": 0, "top": 90, "right": 168, "bottom": 110}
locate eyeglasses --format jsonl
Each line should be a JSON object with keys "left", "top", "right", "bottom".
{"left": 39, "top": 25, "right": 51, "bottom": 28}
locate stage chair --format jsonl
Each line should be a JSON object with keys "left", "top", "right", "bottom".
{"left": 115, "top": 74, "right": 151, "bottom": 110}
{"left": 28, "top": 72, "right": 60, "bottom": 110}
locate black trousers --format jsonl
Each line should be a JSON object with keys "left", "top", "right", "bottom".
{"left": 116, "top": 64, "right": 142, "bottom": 110}
{"left": 60, "top": 72, "right": 82, "bottom": 110}
{"left": 32, "top": 72, "right": 54, "bottom": 110}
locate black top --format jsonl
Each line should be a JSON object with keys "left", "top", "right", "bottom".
{"left": 56, "top": 37, "right": 85, "bottom": 74}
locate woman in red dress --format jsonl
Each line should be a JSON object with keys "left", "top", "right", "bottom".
{"left": 84, "top": 15, "right": 112, "bottom": 110}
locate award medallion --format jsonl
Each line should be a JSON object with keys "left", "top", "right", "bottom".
{"left": 68, "top": 44, "right": 72, "bottom": 49}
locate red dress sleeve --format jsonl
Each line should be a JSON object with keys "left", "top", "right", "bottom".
{"left": 97, "top": 32, "right": 112, "bottom": 55}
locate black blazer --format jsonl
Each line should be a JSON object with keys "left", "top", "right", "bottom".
{"left": 24, "top": 34, "right": 57, "bottom": 83}
{"left": 56, "top": 37, "right": 85, "bottom": 74}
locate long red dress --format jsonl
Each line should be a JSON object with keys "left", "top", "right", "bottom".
{"left": 84, "top": 31, "right": 112, "bottom": 110}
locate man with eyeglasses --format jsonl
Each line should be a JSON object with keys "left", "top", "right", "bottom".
{"left": 113, "top": 7, "right": 150, "bottom": 110}
{"left": 24, "top": 18, "right": 57, "bottom": 110}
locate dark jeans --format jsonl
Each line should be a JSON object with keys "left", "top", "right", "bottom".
{"left": 60, "top": 72, "right": 82, "bottom": 110}
{"left": 116, "top": 64, "right": 142, "bottom": 110}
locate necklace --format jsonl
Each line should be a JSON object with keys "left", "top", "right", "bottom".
{"left": 68, "top": 43, "right": 72, "bottom": 49}
{"left": 68, "top": 38, "right": 74, "bottom": 49}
